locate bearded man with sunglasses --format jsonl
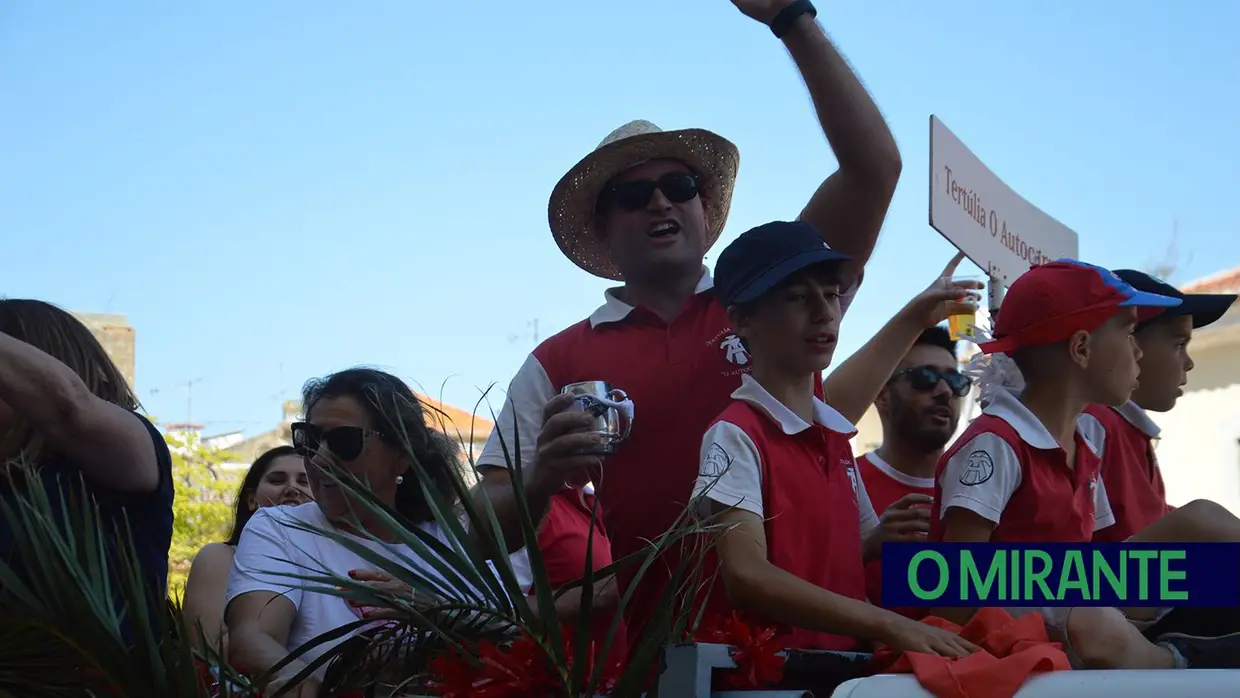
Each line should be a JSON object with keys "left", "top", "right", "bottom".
{"left": 476, "top": 0, "right": 904, "bottom": 648}
{"left": 856, "top": 325, "right": 971, "bottom": 609}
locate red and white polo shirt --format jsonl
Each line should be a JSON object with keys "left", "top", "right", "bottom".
{"left": 692, "top": 374, "right": 878, "bottom": 651}
{"left": 477, "top": 269, "right": 859, "bottom": 645}
{"left": 930, "top": 388, "right": 1115, "bottom": 543}
{"left": 1078, "top": 402, "right": 1172, "bottom": 543}
{"left": 857, "top": 451, "right": 933, "bottom": 610}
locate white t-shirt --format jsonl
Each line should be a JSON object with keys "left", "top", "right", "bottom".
{"left": 225, "top": 502, "right": 500, "bottom": 676}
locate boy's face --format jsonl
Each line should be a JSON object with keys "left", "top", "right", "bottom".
{"left": 730, "top": 265, "right": 842, "bottom": 376}
{"left": 1080, "top": 308, "right": 1143, "bottom": 406}
{"left": 1131, "top": 315, "right": 1194, "bottom": 412}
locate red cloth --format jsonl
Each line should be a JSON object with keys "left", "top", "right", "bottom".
{"left": 872, "top": 608, "right": 1070, "bottom": 698}
{"left": 537, "top": 487, "right": 627, "bottom": 666}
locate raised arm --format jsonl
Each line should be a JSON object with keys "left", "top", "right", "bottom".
{"left": 823, "top": 254, "right": 978, "bottom": 423}
{"left": 732, "top": 0, "right": 902, "bottom": 276}
{"left": 0, "top": 330, "right": 160, "bottom": 492}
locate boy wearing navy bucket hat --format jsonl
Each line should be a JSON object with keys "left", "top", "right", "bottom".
{"left": 690, "top": 220, "right": 978, "bottom": 658}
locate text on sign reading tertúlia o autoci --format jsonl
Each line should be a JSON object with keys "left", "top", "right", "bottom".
{"left": 943, "top": 166, "right": 1051, "bottom": 267}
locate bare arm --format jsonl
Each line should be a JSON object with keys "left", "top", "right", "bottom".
{"left": 472, "top": 466, "right": 562, "bottom": 554}
{"left": 473, "top": 391, "right": 602, "bottom": 554}
{"left": 929, "top": 508, "right": 996, "bottom": 625}
{"left": 823, "top": 305, "right": 927, "bottom": 424}
{"left": 526, "top": 575, "right": 620, "bottom": 623}
{"left": 823, "top": 254, "right": 976, "bottom": 423}
{"left": 716, "top": 507, "right": 899, "bottom": 641}
{"left": 224, "top": 591, "right": 299, "bottom": 676}
{"left": 784, "top": 13, "right": 902, "bottom": 276}
{"left": 182, "top": 543, "right": 235, "bottom": 652}
{"left": 0, "top": 331, "right": 159, "bottom": 492}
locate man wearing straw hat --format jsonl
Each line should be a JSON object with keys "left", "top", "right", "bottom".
{"left": 476, "top": 0, "right": 903, "bottom": 648}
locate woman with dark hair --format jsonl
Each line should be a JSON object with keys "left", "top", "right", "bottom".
{"left": 224, "top": 368, "right": 497, "bottom": 696}
{"left": 0, "top": 299, "right": 174, "bottom": 595}
{"left": 182, "top": 445, "right": 310, "bottom": 652}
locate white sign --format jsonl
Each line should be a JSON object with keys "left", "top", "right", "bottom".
{"left": 929, "top": 116, "right": 1079, "bottom": 288}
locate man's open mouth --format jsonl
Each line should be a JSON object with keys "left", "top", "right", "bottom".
{"left": 649, "top": 220, "right": 680, "bottom": 238}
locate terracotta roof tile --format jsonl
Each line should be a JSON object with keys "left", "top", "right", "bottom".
{"left": 416, "top": 393, "right": 495, "bottom": 441}
{"left": 1181, "top": 266, "right": 1240, "bottom": 294}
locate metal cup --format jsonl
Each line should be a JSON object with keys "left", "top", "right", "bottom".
{"left": 560, "top": 381, "right": 634, "bottom": 456}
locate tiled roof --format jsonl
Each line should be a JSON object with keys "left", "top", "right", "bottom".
{"left": 1181, "top": 266, "right": 1240, "bottom": 294}
{"left": 416, "top": 393, "right": 495, "bottom": 441}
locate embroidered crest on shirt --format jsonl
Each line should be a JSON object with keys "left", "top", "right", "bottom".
{"left": 959, "top": 450, "right": 995, "bottom": 486}
{"left": 844, "top": 460, "right": 860, "bottom": 501}
{"left": 719, "top": 334, "right": 750, "bottom": 366}
{"left": 701, "top": 443, "right": 733, "bottom": 478}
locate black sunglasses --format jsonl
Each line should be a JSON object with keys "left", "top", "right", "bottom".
{"left": 889, "top": 365, "right": 973, "bottom": 397}
{"left": 291, "top": 422, "right": 382, "bottom": 462}
{"left": 597, "top": 172, "right": 700, "bottom": 212}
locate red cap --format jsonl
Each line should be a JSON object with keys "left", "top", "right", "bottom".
{"left": 978, "top": 259, "right": 1182, "bottom": 355}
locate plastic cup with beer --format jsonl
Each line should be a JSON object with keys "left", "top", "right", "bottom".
{"left": 945, "top": 274, "right": 986, "bottom": 342}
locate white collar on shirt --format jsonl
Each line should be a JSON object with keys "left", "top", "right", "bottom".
{"left": 1113, "top": 401, "right": 1161, "bottom": 438}
{"left": 731, "top": 373, "right": 857, "bottom": 436}
{"left": 588, "top": 266, "right": 715, "bottom": 328}
{"left": 983, "top": 388, "right": 1101, "bottom": 457}
{"left": 863, "top": 450, "right": 935, "bottom": 489}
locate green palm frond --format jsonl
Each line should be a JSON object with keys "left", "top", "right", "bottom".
{"left": 0, "top": 383, "right": 733, "bottom": 698}
{"left": 264, "top": 388, "right": 731, "bottom": 697}
{"left": 0, "top": 461, "right": 254, "bottom": 698}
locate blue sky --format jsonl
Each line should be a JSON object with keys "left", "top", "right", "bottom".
{"left": 3, "top": 2, "right": 1237, "bottom": 437}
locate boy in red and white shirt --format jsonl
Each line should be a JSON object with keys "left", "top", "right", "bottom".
{"left": 933, "top": 259, "right": 1240, "bottom": 669}
{"left": 692, "top": 221, "right": 977, "bottom": 658}
{"left": 1077, "top": 269, "right": 1236, "bottom": 542}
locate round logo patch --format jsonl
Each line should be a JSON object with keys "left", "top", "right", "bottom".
{"left": 701, "top": 443, "right": 732, "bottom": 478}
{"left": 959, "top": 450, "right": 995, "bottom": 486}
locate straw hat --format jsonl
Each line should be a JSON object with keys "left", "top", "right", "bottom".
{"left": 548, "top": 120, "right": 740, "bottom": 281}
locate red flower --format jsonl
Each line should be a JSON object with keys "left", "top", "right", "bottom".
{"left": 697, "top": 612, "right": 786, "bottom": 690}
{"left": 425, "top": 637, "right": 558, "bottom": 698}
{"left": 592, "top": 658, "right": 626, "bottom": 696}
{"left": 558, "top": 633, "right": 626, "bottom": 696}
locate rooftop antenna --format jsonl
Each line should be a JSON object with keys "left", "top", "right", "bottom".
{"left": 507, "top": 318, "right": 540, "bottom": 346}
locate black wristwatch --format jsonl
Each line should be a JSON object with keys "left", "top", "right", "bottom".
{"left": 770, "top": 0, "right": 817, "bottom": 39}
